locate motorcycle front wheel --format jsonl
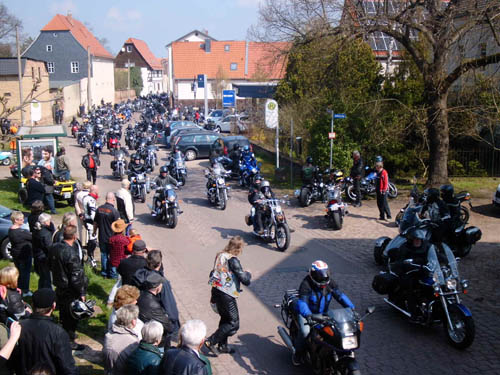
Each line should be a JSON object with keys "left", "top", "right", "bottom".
{"left": 218, "top": 189, "right": 227, "bottom": 210}
{"left": 178, "top": 175, "right": 186, "bottom": 186}
{"left": 275, "top": 223, "right": 291, "bottom": 251}
{"left": 167, "top": 207, "right": 178, "bottom": 228}
{"left": 299, "top": 188, "right": 311, "bottom": 207}
{"left": 347, "top": 185, "right": 358, "bottom": 202}
{"left": 140, "top": 188, "right": 146, "bottom": 203}
{"left": 388, "top": 182, "right": 398, "bottom": 199}
{"left": 444, "top": 304, "right": 475, "bottom": 349}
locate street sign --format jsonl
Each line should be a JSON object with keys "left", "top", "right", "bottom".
{"left": 222, "top": 90, "right": 236, "bottom": 107}
{"left": 328, "top": 132, "right": 336, "bottom": 139}
{"left": 265, "top": 99, "right": 279, "bottom": 129}
{"left": 334, "top": 113, "right": 346, "bottom": 119}
{"left": 197, "top": 74, "right": 205, "bottom": 88}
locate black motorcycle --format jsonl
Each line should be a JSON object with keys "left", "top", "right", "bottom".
{"left": 277, "top": 290, "right": 374, "bottom": 374}
{"left": 344, "top": 166, "right": 398, "bottom": 202}
{"left": 130, "top": 172, "right": 149, "bottom": 203}
{"left": 372, "top": 238, "right": 475, "bottom": 349}
{"left": 205, "top": 165, "right": 230, "bottom": 210}
{"left": 168, "top": 153, "right": 188, "bottom": 186}
{"left": 144, "top": 145, "right": 158, "bottom": 172}
{"left": 110, "top": 150, "right": 127, "bottom": 180}
{"left": 153, "top": 184, "right": 180, "bottom": 228}
{"left": 295, "top": 173, "right": 327, "bottom": 208}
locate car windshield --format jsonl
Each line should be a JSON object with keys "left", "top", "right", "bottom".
{"left": 0, "top": 205, "right": 11, "bottom": 218}
{"left": 210, "top": 110, "right": 223, "bottom": 118}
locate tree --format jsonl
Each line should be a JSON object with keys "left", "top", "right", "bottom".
{"left": 130, "top": 67, "right": 143, "bottom": 96}
{"left": 0, "top": 3, "right": 21, "bottom": 42}
{"left": 0, "top": 43, "right": 12, "bottom": 57}
{"left": 253, "top": 0, "right": 500, "bottom": 185}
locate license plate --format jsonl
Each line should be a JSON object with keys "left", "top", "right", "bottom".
{"left": 63, "top": 192, "right": 71, "bottom": 199}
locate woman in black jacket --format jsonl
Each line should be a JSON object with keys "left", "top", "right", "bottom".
{"left": 32, "top": 213, "right": 55, "bottom": 289}
{"left": 204, "top": 236, "right": 251, "bottom": 356}
{"left": 8, "top": 211, "right": 32, "bottom": 297}
{"left": 27, "top": 200, "right": 45, "bottom": 232}
{"left": 0, "top": 266, "right": 31, "bottom": 322}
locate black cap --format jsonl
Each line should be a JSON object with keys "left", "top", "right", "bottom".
{"left": 133, "top": 240, "right": 147, "bottom": 252}
{"left": 144, "top": 272, "right": 165, "bottom": 290}
{"left": 32, "top": 288, "right": 56, "bottom": 309}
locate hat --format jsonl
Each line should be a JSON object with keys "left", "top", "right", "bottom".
{"left": 32, "top": 288, "right": 56, "bottom": 309}
{"left": 133, "top": 240, "right": 147, "bottom": 252}
{"left": 111, "top": 219, "right": 127, "bottom": 233}
{"left": 144, "top": 272, "right": 165, "bottom": 290}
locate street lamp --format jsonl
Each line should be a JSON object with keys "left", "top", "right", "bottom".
{"left": 327, "top": 109, "right": 334, "bottom": 169}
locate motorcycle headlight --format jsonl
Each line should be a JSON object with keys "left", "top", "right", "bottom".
{"left": 217, "top": 178, "right": 225, "bottom": 185}
{"left": 275, "top": 205, "right": 282, "bottom": 213}
{"left": 461, "top": 279, "right": 469, "bottom": 290}
{"left": 168, "top": 196, "right": 175, "bottom": 202}
{"left": 342, "top": 336, "right": 358, "bottom": 350}
{"left": 446, "top": 278, "right": 457, "bottom": 290}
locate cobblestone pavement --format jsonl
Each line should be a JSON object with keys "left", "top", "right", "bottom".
{"left": 56, "top": 133, "right": 500, "bottom": 374}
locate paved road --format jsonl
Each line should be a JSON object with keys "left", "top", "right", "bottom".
{"left": 60, "top": 132, "right": 500, "bottom": 375}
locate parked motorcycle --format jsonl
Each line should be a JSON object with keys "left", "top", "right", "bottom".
{"left": 276, "top": 289, "right": 375, "bottom": 374}
{"left": 168, "top": 152, "right": 187, "bottom": 186}
{"left": 130, "top": 172, "right": 149, "bottom": 203}
{"left": 344, "top": 166, "right": 398, "bottom": 201}
{"left": 295, "top": 172, "right": 327, "bottom": 207}
{"left": 152, "top": 184, "right": 180, "bottom": 228}
{"left": 245, "top": 197, "right": 291, "bottom": 251}
{"left": 205, "top": 164, "right": 230, "bottom": 210}
{"left": 325, "top": 184, "right": 348, "bottom": 230}
{"left": 372, "top": 237, "right": 475, "bottom": 349}
{"left": 111, "top": 150, "right": 127, "bottom": 180}
{"left": 454, "top": 191, "right": 472, "bottom": 224}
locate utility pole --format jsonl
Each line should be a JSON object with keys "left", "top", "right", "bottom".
{"left": 16, "top": 25, "right": 25, "bottom": 126}
{"left": 290, "top": 118, "right": 294, "bottom": 187}
{"left": 87, "top": 47, "right": 92, "bottom": 110}
{"left": 204, "top": 74, "right": 208, "bottom": 120}
{"left": 328, "top": 109, "right": 334, "bottom": 169}
{"left": 127, "top": 59, "right": 131, "bottom": 99}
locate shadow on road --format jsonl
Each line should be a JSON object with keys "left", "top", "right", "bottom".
{"left": 471, "top": 203, "right": 500, "bottom": 219}
{"left": 211, "top": 226, "right": 281, "bottom": 251}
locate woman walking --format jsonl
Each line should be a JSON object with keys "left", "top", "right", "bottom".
{"left": 375, "top": 161, "right": 392, "bottom": 221}
{"left": 204, "top": 236, "right": 251, "bottom": 356}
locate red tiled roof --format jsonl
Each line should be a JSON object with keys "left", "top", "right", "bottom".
{"left": 41, "top": 14, "right": 113, "bottom": 59}
{"left": 125, "top": 38, "right": 163, "bottom": 70}
{"left": 172, "top": 41, "right": 288, "bottom": 80}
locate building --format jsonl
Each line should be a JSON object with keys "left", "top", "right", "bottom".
{"left": 115, "top": 38, "right": 164, "bottom": 96}
{"left": 0, "top": 58, "right": 52, "bottom": 125}
{"left": 165, "top": 30, "right": 287, "bottom": 106}
{"left": 23, "top": 13, "right": 115, "bottom": 116}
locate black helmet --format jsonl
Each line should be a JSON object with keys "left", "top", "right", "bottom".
{"left": 233, "top": 143, "right": 240, "bottom": 151}
{"left": 133, "top": 154, "right": 141, "bottom": 162}
{"left": 160, "top": 166, "right": 168, "bottom": 174}
{"left": 423, "top": 188, "right": 440, "bottom": 204}
{"left": 306, "top": 156, "right": 313, "bottom": 164}
{"left": 309, "top": 260, "right": 330, "bottom": 288}
{"left": 406, "top": 227, "right": 427, "bottom": 249}
{"left": 70, "top": 299, "right": 96, "bottom": 320}
{"left": 439, "top": 184, "right": 454, "bottom": 200}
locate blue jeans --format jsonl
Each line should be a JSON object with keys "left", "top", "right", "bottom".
{"left": 44, "top": 193, "right": 56, "bottom": 213}
{"left": 109, "top": 266, "right": 119, "bottom": 279}
{"left": 14, "top": 256, "right": 32, "bottom": 293}
{"left": 100, "top": 241, "right": 110, "bottom": 277}
{"left": 295, "top": 314, "right": 310, "bottom": 354}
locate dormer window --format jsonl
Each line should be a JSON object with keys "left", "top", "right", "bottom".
{"left": 224, "top": 44, "right": 230, "bottom": 52}
{"left": 127, "top": 45, "right": 132, "bottom": 53}
{"left": 46, "top": 45, "right": 52, "bottom": 52}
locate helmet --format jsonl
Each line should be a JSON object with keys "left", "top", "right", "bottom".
{"left": 423, "top": 188, "right": 440, "bottom": 204}
{"left": 127, "top": 124, "right": 133, "bottom": 129}
{"left": 243, "top": 145, "right": 250, "bottom": 152}
{"left": 306, "top": 156, "right": 313, "bottom": 164}
{"left": 133, "top": 154, "right": 141, "bottom": 162}
{"left": 160, "top": 166, "right": 168, "bottom": 174}
{"left": 95, "top": 118, "right": 101, "bottom": 125}
{"left": 406, "top": 227, "right": 427, "bottom": 249}
{"left": 70, "top": 299, "right": 96, "bottom": 320}
{"left": 309, "top": 260, "right": 330, "bottom": 288}
{"left": 260, "top": 180, "right": 270, "bottom": 188}
{"left": 332, "top": 169, "right": 344, "bottom": 182}
{"left": 97, "top": 124, "right": 104, "bottom": 131}
{"left": 233, "top": 143, "right": 240, "bottom": 151}
{"left": 439, "top": 184, "right": 454, "bottom": 200}
{"left": 375, "top": 155, "right": 383, "bottom": 162}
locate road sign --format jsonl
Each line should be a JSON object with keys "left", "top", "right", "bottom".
{"left": 334, "top": 113, "right": 346, "bottom": 119}
{"left": 265, "top": 99, "right": 279, "bottom": 129}
{"left": 328, "top": 132, "right": 336, "bottom": 139}
{"left": 222, "top": 90, "right": 236, "bottom": 107}
{"left": 197, "top": 74, "right": 205, "bottom": 88}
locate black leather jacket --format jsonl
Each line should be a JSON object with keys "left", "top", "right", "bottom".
{"left": 48, "top": 241, "right": 87, "bottom": 297}
{"left": 129, "top": 162, "right": 147, "bottom": 176}
{"left": 228, "top": 256, "right": 251, "bottom": 292}
{"left": 350, "top": 158, "right": 364, "bottom": 178}
{"left": 137, "top": 290, "right": 173, "bottom": 337}
{"left": 32, "top": 223, "right": 55, "bottom": 261}
{"left": 160, "top": 346, "right": 208, "bottom": 375}
{"left": 248, "top": 188, "right": 264, "bottom": 206}
{"left": 81, "top": 154, "right": 100, "bottom": 170}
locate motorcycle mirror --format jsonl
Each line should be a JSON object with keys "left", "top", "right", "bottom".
{"left": 455, "top": 257, "right": 461, "bottom": 263}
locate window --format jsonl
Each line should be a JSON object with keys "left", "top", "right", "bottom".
{"left": 194, "top": 135, "right": 209, "bottom": 143}
{"left": 4, "top": 93, "right": 11, "bottom": 97}
{"left": 180, "top": 135, "right": 194, "bottom": 143}
{"left": 47, "top": 62, "right": 54, "bottom": 73}
{"left": 224, "top": 44, "right": 230, "bottom": 52}
{"left": 71, "top": 61, "right": 79, "bottom": 74}
{"left": 46, "top": 45, "right": 52, "bottom": 52}
{"left": 126, "top": 45, "right": 132, "bottom": 53}
{"left": 230, "top": 63, "right": 238, "bottom": 71}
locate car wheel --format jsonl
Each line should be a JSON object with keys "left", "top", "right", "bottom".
{"left": 1, "top": 237, "right": 13, "bottom": 261}
{"left": 215, "top": 126, "right": 221, "bottom": 133}
{"left": 2, "top": 158, "right": 11, "bottom": 166}
{"left": 185, "top": 149, "right": 197, "bottom": 161}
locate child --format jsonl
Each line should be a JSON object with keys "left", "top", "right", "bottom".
{"left": 109, "top": 219, "right": 130, "bottom": 279}
{"left": 0, "top": 266, "right": 31, "bottom": 322}
{"left": 126, "top": 228, "right": 142, "bottom": 255}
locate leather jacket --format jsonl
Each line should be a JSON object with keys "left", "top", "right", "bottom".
{"left": 48, "top": 241, "right": 87, "bottom": 297}
{"left": 32, "top": 223, "right": 55, "bottom": 261}
{"left": 160, "top": 346, "right": 209, "bottom": 375}
{"left": 350, "top": 158, "right": 364, "bottom": 178}
{"left": 137, "top": 290, "right": 173, "bottom": 336}
{"left": 129, "top": 162, "right": 147, "bottom": 176}
{"left": 81, "top": 154, "right": 100, "bottom": 170}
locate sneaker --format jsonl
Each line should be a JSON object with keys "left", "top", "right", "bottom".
{"left": 203, "top": 340, "right": 219, "bottom": 357}
{"left": 387, "top": 216, "right": 392, "bottom": 220}
{"left": 22, "top": 291, "right": 33, "bottom": 298}
{"left": 217, "top": 344, "right": 235, "bottom": 354}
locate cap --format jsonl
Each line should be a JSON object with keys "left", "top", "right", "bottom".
{"left": 133, "top": 240, "right": 147, "bottom": 252}
{"left": 144, "top": 272, "right": 165, "bottom": 290}
{"left": 32, "top": 288, "right": 56, "bottom": 309}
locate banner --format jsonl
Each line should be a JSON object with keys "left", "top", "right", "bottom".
{"left": 265, "top": 99, "right": 278, "bottom": 129}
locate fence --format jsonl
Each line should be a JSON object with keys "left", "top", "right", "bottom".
{"left": 449, "top": 148, "right": 500, "bottom": 177}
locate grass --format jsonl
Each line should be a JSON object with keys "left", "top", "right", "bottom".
{"left": 254, "top": 150, "right": 302, "bottom": 195}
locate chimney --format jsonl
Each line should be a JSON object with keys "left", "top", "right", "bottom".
{"left": 67, "top": 11, "right": 73, "bottom": 26}
{"left": 205, "top": 39, "right": 211, "bottom": 53}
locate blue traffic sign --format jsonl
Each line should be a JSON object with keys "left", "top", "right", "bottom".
{"left": 334, "top": 113, "right": 346, "bottom": 119}
{"left": 197, "top": 74, "right": 205, "bottom": 88}
{"left": 222, "top": 90, "right": 236, "bottom": 107}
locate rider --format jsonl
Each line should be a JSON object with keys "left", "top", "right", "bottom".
{"left": 421, "top": 188, "right": 451, "bottom": 243}
{"left": 247, "top": 175, "right": 264, "bottom": 234}
{"left": 301, "top": 156, "right": 318, "bottom": 185}
{"left": 168, "top": 150, "right": 184, "bottom": 174}
{"left": 260, "top": 180, "right": 275, "bottom": 199}
{"left": 439, "top": 184, "right": 460, "bottom": 228}
{"left": 128, "top": 153, "right": 147, "bottom": 178}
{"left": 228, "top": 144, "right": 242, "bottom": 174}
{"left": 151, "top": 166, "right": 181, "bottom": 216}
{"left": 294, "top": 260, "right": 355, "bottom": 365}
{"left": 240, "top": 145, "right": 254, "bottom": 162}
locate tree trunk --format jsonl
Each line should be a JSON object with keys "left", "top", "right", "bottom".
{"left": 426, "top": 91, "right": 450, "bottom": 186}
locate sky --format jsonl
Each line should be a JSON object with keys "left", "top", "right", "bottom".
{"left": 4, "top": 0, "right": 263, "bottom": 58}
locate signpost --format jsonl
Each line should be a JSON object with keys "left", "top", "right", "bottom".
{"left": 265, "top": 99, "right": 279, "bottom": 168}
{"left": 327, "top": 110, "right": 346, "bottom": 169}
{"left": 328, "top": 132, "right": 336, "bottom": 139}
{"left": 197, "top": 74, "right": 205, "bottom": 88}
{"left": 222, "top": 90, "right": 236, "bottom": 108}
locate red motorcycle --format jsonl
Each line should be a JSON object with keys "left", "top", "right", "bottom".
{"left": 108, "top": 136, "right": 120, "bottom": 155}
{"left": 71, "top": 123, "right": 80, "bottom": 138}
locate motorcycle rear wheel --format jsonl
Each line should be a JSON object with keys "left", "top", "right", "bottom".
{"left": 388, "top": 182, "right": 398, "bottom": 199}
{"left": 299, "top": 188, "right": 312, "bottom": 207}
{"left": 275, "top": 223, "right": 291, "bottom": 251}
{"left": 329, "top": 211, "right": 343, "bottom": 230}
{"left": 459, "top": 206, "right": 469, "bottom": 224}
{"left": 444, "top": 304, "right": 475, "bottom": 349}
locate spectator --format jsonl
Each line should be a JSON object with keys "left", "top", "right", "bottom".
{"left": 126, "top": 228, "right": 142, "bottom": 254}
{"left": 48, "top": 225, "right": 88, "bottom": 350}
{"left": 27, "top": 200, "right": 44, "bottom": 232}
{"left": 9, "top": 123, "right": 18, "bottom": 135}
{"left": 375, "top": 161, "right": 392, "bottom": 221}
{"left": 10, "top": 288, "right": 78, "bottom": 375}
{"left": 136, "top": 272, "right": 173, "bottom": 349}
{"left": 126, "top": 321, "right": 163, "bottom": 375}
{"left": 0, "top": 320, "right": 21, "bottom": 371}
{"left": 39, "top": 166, "right": 57, "bottom": 214}
{"left": 104, "top": 304, "right": 141, "bottom": 375}
{"left": 350, "top": 150, "right": 364, "bottom": 207}
{"left": 8, "top": 211, "right": 32, "bottom": 297}
{"left": 32, "top": 213, "right": 55, "bottom": 290}
{"left": 107, "top": 285, "right": 143, "bottom": 333}
{"left": 53, "top": 212, "right": 78, "bottom": 243}
{"left": 55, "top": 147, "right": 70, "bottom": 181}
{"left": 0, "top": 267, "right": 31, "bottom": 322}
{"left": 37, "top": 147, "right": 55, "bottom": 171}
{"left": 109, "top": 219, "right": 130, "bottom": 279}
{"left": 133, "top": 250, "right": 180, "bottom": 338}
{"left": 94, "top": 192, "right": 120, "bottom": 278}
{"left": 75, "top": 181, "right": 91, "bottom": 244}
{"left": 81, "top": 149, "right": 100, "bottom": 184}
{"left": 160, "top": 320, "right": 212, "bottom": 375}
{"left": 115, "top": 179, "right": 135, "bottom": 224}
{"left": 118, "top": 240, "right": 148, "bottom": 286}
{"left": 25, "top": 167, "right": 45, "bottom": 208}
{"left": 82, "top": 184, "right": 99, "bottom": 262}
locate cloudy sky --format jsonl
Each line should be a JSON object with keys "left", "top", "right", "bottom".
{"left": 4, "top": 0, "right": 263, "bottom": 57}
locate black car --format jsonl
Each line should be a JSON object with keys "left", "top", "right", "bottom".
{"left": 211, "top": 135, "right": 252, "bottom": 157}
{"left": 173, "top": 131, "right": 220, "bottom": 161}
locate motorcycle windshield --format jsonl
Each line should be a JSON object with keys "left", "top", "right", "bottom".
{"left": 326, "top": 308, "right": 356, "bottom": 336}
{"left": 400, "top": 206, "right": 422, "bottom": 232}
{"left": 115, "top": 151, "right": 125, "bottom": 160}
{"left": 427, "top": 245, "right": 445, "bottom": 285}
{"left": 327, "top": 187, "right": 340, "bottom": 201}
{"left": 443, "top": 243, "right": 459, "bottom": 279}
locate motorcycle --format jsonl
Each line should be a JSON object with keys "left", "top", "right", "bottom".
{"left": 454, "top": 191, "right": 472, "bottom": 224}
{"left": 345, "top": 166, "right": 398, "bottom": 202}
{"left": 245, "top": 197, "right": 291, "bottom": 251}
{"left": 205, "top": 165, "right": 230, "bottom": 210}
{"left": 240, "top": 157, "right": 261, "bottom": 187}
{"left": 372, "top": 236, "right": 475, "bottom": 349}
{"left": 295, "top": 172, "right": 327, "bottom": 207}
{"left": 71, "top": 123, "right": 80, "bottom": 137}
{"left": 130, "top": 172, "right": 149, "bottom": 203}
{"left": 169, "top": 153, "right": 187, "bottom": 186}
{"left": 276, "top": 290, "right": 375, "bottom": 374}
{"left": 325, "top": 184, "right": 348, "bottom": 230}
{"left": 125, "top": 131, "right": 136, "bottom": 150}
{"left": 77, "top": 132, "right": 89, "bottom": 148}
{"left": 111, "top": 150, "right": 127, "bottom": 180}
{"left": 216, "top": 156, "right": 240, "bottom": 180}
{"left": 152, "top": 184, "right": 180, "bottom": 228}
{"left": 108, "top": 135, "right": 120, "bottom": 155}
{"left": 92, "top": 136, "right": 104, "bottom": 157}
{"left": 144, "top": 145, "right": 158, "bottom": 172}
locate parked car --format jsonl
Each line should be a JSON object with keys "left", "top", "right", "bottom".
{"left": 0, "top": 205, "right": 28, "bottom": 260}
{"left": 216, "top": 115, "right": 248, "bottom": 133}
{"left": 165, "top": 123, "right": 203, "bottom": 147}
{"left": 493, "top": 183, "right": 500, "bottom": 207}
{"left": 173, "top": 131, "right": 220, "bottom": 161}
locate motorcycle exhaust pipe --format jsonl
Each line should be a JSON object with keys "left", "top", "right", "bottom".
{"left": 277, "top": 326, "right": 295, "bottom": 353}
{"left": 384, "top": 298, "right": 411, "bottom": 317}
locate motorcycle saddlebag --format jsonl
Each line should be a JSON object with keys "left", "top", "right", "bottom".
{"left": 464, "top": 226, "right": 482, "bottom": 244}
{"left": 372, "top": 272, "right": 398, "bottom": 295}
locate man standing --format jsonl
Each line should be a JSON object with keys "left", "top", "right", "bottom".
{"left": 94, "top": 192, "right": 120, "bottom": 278}
{"left": 56, "top": 147, "right": 71, "bottom": 180}
{"left": 48, "top": 226, "right": 88, "bottom": 350}
{"left": 115, "top": 179, "right": 135, "bottom": 223}
{"left": 25, "top": 167, "right": 45, "bottom": 207}
{"left": 11, "top": 288, "right": 78, "bottom": 375}
{"left": 81, "top": 149, "right": 100, "bottom": 184}
{"left": 375, "top": 161, "right": 391, "bottom": 221}
{"left": 118, "top": 240, "right": 148, "bottom": 286}
{"left": 75, "top": 181, "right": 91, "bottom": 244}
{"left": 350, "top": 150, "right": 364, "bottom": 207}
{"left": 82, "top": 185, "right": 99, "bottom": 263}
